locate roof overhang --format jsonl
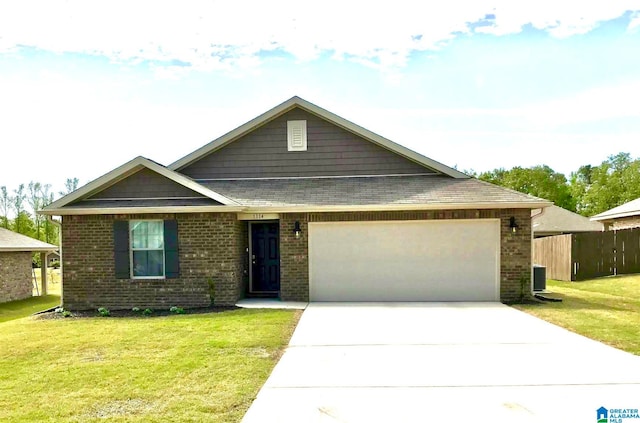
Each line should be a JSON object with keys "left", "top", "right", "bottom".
{"left": 0, "top": 247, "right": 58, "bottom": 252}
{"left": 42, "top": 201, "right": 549, "bottom": 216}
{"left": 40, "top": 205, "right": 246, "bottom": 216}
{"left": 169, "top": 96, "right": 469, "bottom": 179}
{"left": 40, "top": 156, "right": 240, "bottom": 215}
{"left": 591, "top": 210, "right": 640, "bottom": 222}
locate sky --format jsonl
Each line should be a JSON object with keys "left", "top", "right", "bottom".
{"left": 1, "top": 1, "right": 640, "bottom": 197}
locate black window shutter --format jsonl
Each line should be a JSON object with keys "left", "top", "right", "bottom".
{"left": 164, "top": 220, "right": 179, "bottom": 279}
{"left": 113, "top": 220, "right": 130, "bottom": 279}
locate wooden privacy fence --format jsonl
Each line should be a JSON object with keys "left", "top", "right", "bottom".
{"left": 533, "top": 228, "right": 640, "bottom": 281}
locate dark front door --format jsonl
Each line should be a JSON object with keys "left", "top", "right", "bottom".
{"left": 251, "top": 222, "right": 280, "bottom": 293}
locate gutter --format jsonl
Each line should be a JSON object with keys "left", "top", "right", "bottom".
{"left": 38, "top": 201, "right": 552, "bottom": 216}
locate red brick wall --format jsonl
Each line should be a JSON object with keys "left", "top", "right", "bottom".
{"left": 61, "top": 213, "right": 243, "bottom": 310}
{"left": 62, "top": 208, "right": 532, "bottom": 308}
{"left": 0, "top": 252, "right": 32, "bottom": 303}
{"left": 278, "top": 209, "right": 532, "bottom": 303}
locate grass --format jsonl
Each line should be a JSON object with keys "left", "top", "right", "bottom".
{"left": 514, "top": 274, "right": 640, "bottom": 355}
{"left": 0, "top": 308, "right": 301, "bottom": 422}
{"left": 0, "top": 295, "right": 61, "bottom": 323}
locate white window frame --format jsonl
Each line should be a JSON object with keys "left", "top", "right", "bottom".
{"left": 129, "top": 219, "right": 165, "bottom": 279}
{"left": 287, "top": 120, "right": 307, "bottom": 151}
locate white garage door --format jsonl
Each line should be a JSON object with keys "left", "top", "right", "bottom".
{"left": 308, "top": 219, "right": 500, "bottom": 302}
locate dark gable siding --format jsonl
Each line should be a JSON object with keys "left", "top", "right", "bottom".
{"left": 90, "top": 168, "right": 206, "bottom": 199}
{"left": 180, "top": 108, "right": 433, "bottom": 179}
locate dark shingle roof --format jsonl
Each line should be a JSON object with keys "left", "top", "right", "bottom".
{"left": 200, "top": 175, "right": 547, "bottom": 207}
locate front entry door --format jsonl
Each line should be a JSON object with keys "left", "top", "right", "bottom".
{"left": 250, "top": 222, "right": 280, "bottom": 293}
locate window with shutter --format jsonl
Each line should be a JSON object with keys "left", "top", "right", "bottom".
{"left": 113, "top": 219, "right": 179, "bottom": 279}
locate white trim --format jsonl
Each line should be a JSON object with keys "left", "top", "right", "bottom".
{"left": 129, "top": 219, "right": 165, "bottom": 280}
{"left": 169, "top": 96, "right": 469, "bottom": 179}
{"left": 41, "top": 156, "right": 240, "bottom": 213}
{"left": 40, "top": 200, "right": 550, "bottom": 216}
{"left": 82, "top": 196, "right": 207, "bottom": 201}
{"left": 248, "top": 221, "right": 280, "bottom": 294}
{"left": 40, "top": 206, "right": 245, "bottom": 215}
{"left": 591, "top": 210, "right": 640, "bottom": 221}
{"left": 194, "top": 173, "right": 437, "bottom": 182}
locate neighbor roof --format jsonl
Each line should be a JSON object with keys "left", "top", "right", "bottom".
{"left": 0, "top": 228, "right": 58, "bottom": 252}
{"left": 199, "top": 175, "right": 550, "bottom": 211}
{"left": 533, "top": 205, "right": 603, "bottom": 234}
{"left": 169, "top": 96, "right": 469, "bottom": 179}
{"left": 591, "top": 198, "right": 640, "bottom": 221}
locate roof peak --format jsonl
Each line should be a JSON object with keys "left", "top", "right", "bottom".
{"left": 169, "top": 97, "right": 469, "bottom": 179}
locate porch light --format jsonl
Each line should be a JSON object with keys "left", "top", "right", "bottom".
{"left": 509, "top": 216, "right": 518, "bottom": 233}
{"left": 293, "top": 221, "right": 302, "bottom": 238}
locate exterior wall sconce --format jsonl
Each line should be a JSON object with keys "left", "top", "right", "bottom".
{"left": 293, "top": 221, "right": 302, "bottom": 238}
{"left": 509, "top": 216, "right": 519, "bottom": 233}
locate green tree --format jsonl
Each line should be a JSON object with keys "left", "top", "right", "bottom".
{"left": 0, "top": 186, "right": 10, "bottom": 229}
{"left": 573, "top": 153, "right": 640, "bottom": 216}
{"left": 479, "top": 165, "right": 575, "bottom": 210}
{"left": 59, "top": 177, "right": 79, "bottom": 197}
{"left": 12, "top": 184, "right": 27, "bottom": 234}
{"left": 28, "top": 181, "right": 43, "bottom": 240}
{"left": 40, "top": 184, "right": 58, "bottom": 244}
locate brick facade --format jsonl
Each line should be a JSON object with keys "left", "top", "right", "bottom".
{"left": 62, "top": 213, "right": 244, "bottom": 310}
{"left": 607, "top": 216, "right": 640, "bottom": 231}
{"left": 0, "top": 252, "right": 33, "bottom": 303}
{"left": 278, "top": 209, "right": 532, "bottom": 303}
{"left": 62, "top": 208, "right": 532, "bottom": 309}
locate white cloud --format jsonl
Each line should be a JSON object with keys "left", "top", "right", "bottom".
{"left": 0, "top": 0, "right": 637, "bottom": 71}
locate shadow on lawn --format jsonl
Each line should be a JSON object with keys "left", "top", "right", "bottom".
{"left": 527, "top": 293, "right": 633, "bottom": 313}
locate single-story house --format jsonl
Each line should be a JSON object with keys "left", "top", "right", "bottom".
{"left": 591, "top": 198, "right": 640, "bottom": 230}
{"left": 532, "top": 205, "right": 603, "bottom": 238}
{"left": 0, "top": 228, "right": 58, "bottom": 302}
{"left": 41, "top": 96, "right": 550, "bottom": 310}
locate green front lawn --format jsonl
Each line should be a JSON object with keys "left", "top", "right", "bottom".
{"left": 0, "top": 295, "right": 61, "bottom": 323}
{"left": 514, "top": 275, "right": 640, "bottom": 355}
{"left": 0, "top": 308, "right": 300, "bottom": 422}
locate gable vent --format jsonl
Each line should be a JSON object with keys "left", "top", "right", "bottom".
{"left": 287, "top": 120, "right": 307, "bottom": 151}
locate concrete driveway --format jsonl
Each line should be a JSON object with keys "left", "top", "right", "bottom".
{"left": 242, "top": 303, "right": 640, "bottom": 422}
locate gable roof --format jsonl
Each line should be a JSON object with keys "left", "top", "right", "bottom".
{"left": 41, "top": 156, "right": 241, "bottom": 215}
{"left": 0, "top": 228, "right": 58, "bottom": 252}
{"left": 533, "top": 205, "right": 603, "bottom": 235}
{"left": 169, "top": 96, "right": 469, "bottom": 179}
{"left": 591, "top": 197, "right": 640, "bottom": 221}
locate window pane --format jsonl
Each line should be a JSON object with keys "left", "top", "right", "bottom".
{"left": 131, "top": 221, "right": 164, "bottom": 249}
{"left": 131, "top": 221, "right": 148, "bottom": 248}
{"left": 132, "top": 250, "right": 164, "bottom": 277}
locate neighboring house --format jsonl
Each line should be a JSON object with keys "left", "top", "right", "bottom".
{"left": 532, "top": 205, "right": 603, "bottom": 238}
{"left": 41, "top": 96, "right": 550, "bottom": 310}
{"left": 591, "top": 198, "right": 640, "bottom": 230}
{"left": 0, "top": 228, "right": 58, "bottom": 302}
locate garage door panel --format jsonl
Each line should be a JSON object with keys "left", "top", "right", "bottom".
{"left": 309, "top": 220, "right": 500, "bottom": 302}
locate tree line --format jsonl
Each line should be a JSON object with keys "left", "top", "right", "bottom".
{"left": 473, "top": 152, "right": 640, "bottom": 216}
{"left": 0, "top": 178, "right": 79, "bottom": 245}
